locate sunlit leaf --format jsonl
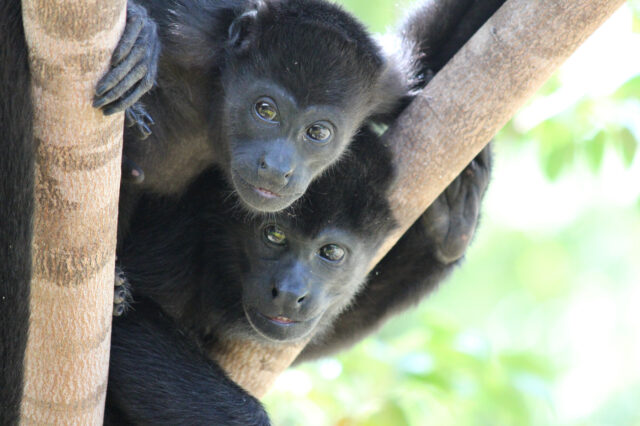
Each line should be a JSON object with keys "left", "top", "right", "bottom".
{"left": 499, "top": 353, "right": 555, "bottom": 378}
{"left": 629, "top": 0, "right": 640, "bottom": 33}
{"left": 406, "top": 372, "right": 453, "bottom": 391}
{"left": 542, "top": 143, "right": 575, "bottom": 180}
{"left": 584, "top": 130, "right": 606, "bottom": 172}
{"left": 618, "top": 127, "right": 638, "bottom": 167}
{"left": 536, "top": 74, "right": 562, "bottom": 96}
{"left": 361, "top": 401, "right": 410, "bottom": 426}
{"left": 613, "top": 75, "right": 640, "bottom": 100}
{"left": 338, "top": 0, "right": 413, "bottom": 33}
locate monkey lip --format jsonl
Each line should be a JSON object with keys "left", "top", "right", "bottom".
{"left": 266, "top": 315, "right": 296, "bottom": 324}
{"left": 254, "top": 186, "right": 281, "bottom": 199}
{"left": 230, "top": 171, "right": 296, "bottom": 211}
{"left": 244, "top": 305, "right": 319, "bottom": 342}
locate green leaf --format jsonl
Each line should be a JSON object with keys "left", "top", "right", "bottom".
{"left": 361, "top": 401, "right": 410, "bottom": 426}
{"left": 629, "top": 0, "right": 640, "bottom": 32}
{"left": 539, "top": 141, "right": 575, "bottom": 181}
{"left": 618, "top": 127, "right": 638, "bottom": 167}
{"left": 584, "top": 130, "right": 606, "bottom": 172}
{"left": 537, "top": 74, "right": 562, "bottom": 96}
{"left": 613, "top": 75, "right": 640, "bottom": 100}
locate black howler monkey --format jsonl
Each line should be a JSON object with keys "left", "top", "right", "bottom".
{"left": 106, "top": 129, "right": 490, "bottom": 425}
{"left": 106, "top": 0, "right": 502, "bottom": 423}
{"left": 113, "top": 0, "right": 417, "bottom": 230}
{"left": 0, "top": 2, "right": 158, "bottom": 423}
{"left": 114, "top": 0, "right": 508, "bottom": 232}
{"left": 106, "top": 126, "right": 397, "bottom": 424}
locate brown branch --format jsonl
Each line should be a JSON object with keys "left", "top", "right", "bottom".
{"left": 211, "top": 0, "right": 626, "bottom": 398}
{"left": 20, "top": 0, "right": 126, "bottom": 422}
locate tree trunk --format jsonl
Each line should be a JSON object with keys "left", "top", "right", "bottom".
{"left": 20, "top": 0, "right": 126, "bottom": 423}
{"left": 210, "top": 0, "right": 626, "bottom": 398}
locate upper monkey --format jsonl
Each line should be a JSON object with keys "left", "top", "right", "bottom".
{"left": 114, "top": 0, "right": 407, "bottom": 218}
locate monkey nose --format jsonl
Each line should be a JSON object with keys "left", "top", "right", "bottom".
{"left": 258, "top": 155, "right": 295, "bottom": 186}
{"left": 271, "top": 283, "right": 308, "bottom": 311}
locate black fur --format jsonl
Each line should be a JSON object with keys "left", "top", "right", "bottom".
{"left": 108, "top": 124, "right": 397, "bottom": 423}
{"left": 0, "top": 2, "right": 33, "bottom": 423}
{"left": 115, "top": 0, "right": 506, "bottom": 233}
{"left": 298, "top": 147, "right": 491, "bottom": 361}
{"left": 116, "top": 0, "right": 408, "bottom": 228}
{"left": 105, "top": 301, "right": 270, "bottom": 425}
{"left": 109, "top": 125, "right": 490, "bottom": 424}
{"left": 297, "top": 0, "right": 504, "bottom": 359}
{"left": 0, "top": 1, "right": 159, "bottom": 420}
{"left": 106, "top": 0, "right": 504, "bottom": 422}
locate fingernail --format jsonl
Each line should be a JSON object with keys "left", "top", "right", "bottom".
{"left": 95, "top": 84, "right": 107, "bottom": 96}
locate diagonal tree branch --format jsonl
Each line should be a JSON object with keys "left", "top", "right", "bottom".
{"left": 210, "top": 0, "right": 627, "bottom": 398}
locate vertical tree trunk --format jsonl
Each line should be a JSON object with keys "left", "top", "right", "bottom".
{"left": 20, "top": 0, "right": 126, "bottom": 423}
{"left": 211, "top": 0, "right": 626, "bottom": 398}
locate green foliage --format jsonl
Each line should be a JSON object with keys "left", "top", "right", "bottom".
{"left": 507, "top": 77, "right": 640, "bottom": 180}
{"left": 629, "top": 0, "right": 640, "bottom": 32}
{"left": 336, "top": 0, "right": 414, "bottom": 32}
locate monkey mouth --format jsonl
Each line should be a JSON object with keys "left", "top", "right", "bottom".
{"left": 254, "top": 186, "right": 281, "bottom": 199}
{"left": 266, "top": 315, "right": 296, "bottom": 324}
{"left": 230, "top": 170, "right": 301, "bottom": 212}
{"left": 243, "top": 305, "right": 319, "bottom": 342}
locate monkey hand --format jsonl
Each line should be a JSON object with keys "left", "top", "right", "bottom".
{"left": 419, "top": 146, "right": 491, "bottom": 264}
{"left": 93, "top": 2, "right": 160, "bottom": 117}
{"left": 113, "top": 264, "right": 133, "bottom": 317}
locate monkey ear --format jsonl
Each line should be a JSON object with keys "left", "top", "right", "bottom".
{"left": 227, "top": 5, "right": 261, "bottom": 52}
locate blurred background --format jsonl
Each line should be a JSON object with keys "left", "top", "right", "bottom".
{"left": 264, "top": 1, "right": 640, "bottom": 424}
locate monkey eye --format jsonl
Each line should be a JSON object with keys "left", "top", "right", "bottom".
{"left": 264, "top": 225, "right": 287, "bottom": 245}
{"left": 254, "top": 98, "right": 279, "bottom": 123}
{"left": 318, "top": 244, "right": 345, "bottom": 262}
{"left": 305, "top": 122, "right": 332, "bottom": 143}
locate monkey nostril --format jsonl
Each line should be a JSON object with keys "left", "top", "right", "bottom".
{"left": 297, "top": 296, "right": 305, "bottom": 304}
{"left": 284, "top": 171, "right": 292, "bottom": 179}
{"left": 260, "top": 160, "right": 267, "bottom": 169}
{"left": 271, "top": 287, "right": 278, "bottom": 298}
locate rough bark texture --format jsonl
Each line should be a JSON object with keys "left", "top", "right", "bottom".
{"left": 20, "top": 0, "right": 126, "bottom": 423}
{"left": 211, "top": 0, "right": 626, "bottom": 398}
{"left": 211, "top": 338, "right": 307, "bottom": 399}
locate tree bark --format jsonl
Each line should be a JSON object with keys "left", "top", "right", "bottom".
{"left": 20, "top": 0, "right": 126, "bottom": 423}
{"left": 210, "top": 0, "right": 626, "bottom": 398}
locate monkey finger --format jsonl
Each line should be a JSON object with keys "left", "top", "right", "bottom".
{"left": 137, "top": 122, "right": 152, "bottom": 139}
{"left": 95, "top": 43, "right": 148, "bottom": 98}
{"left": 94, "top": 62, "right": 147, "bottom": 110}
{"left": 131, "top": 105, "right": 154, "bottom": 126}
{"left": 110, "top": 8, "right": 144, "bottom": 66}
{"left": 125, "top": 106, "right": 154, "bottom": 127}
{"left": 113, "top": 304, "right": 126, "bottom": 317}
{"left": 115, "top": 268, "right": 127, "bottom": 287}
{"left": 125, "top": 107, "right": 138, "bottom": 127}
{"left": 114, "top": 287, "right": 128, "bottom": 305}
{"left": 125, "top": 104, "right": 154, "bottom": 139}
{"left": 102, "top": 74, "right": 154, "bottom": 116}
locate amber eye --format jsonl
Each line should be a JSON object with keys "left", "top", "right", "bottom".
{"left": 319, "top": 244, "right": 345, "bottom": 262}
{"left": 264, "top": 225, "right": 287, "bottom": 245}
{"left": 305, "top": 122, "right": 332, "bottom": 143}
{"left": 254, "top": 99, "right": 279, "bottom": 123}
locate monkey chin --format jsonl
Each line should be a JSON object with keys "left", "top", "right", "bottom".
{"left": 243, "top": 305, "right": 322, "bottom": 343}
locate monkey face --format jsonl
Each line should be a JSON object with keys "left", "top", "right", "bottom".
{"left": 218, "top": 75, "right": 362, "bottom": 213}
{"left": 214, "top": 16, "right": 388, "bottom": 214}
{"left": 239, "top": 221, "right": 375, "bottom": 342}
